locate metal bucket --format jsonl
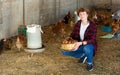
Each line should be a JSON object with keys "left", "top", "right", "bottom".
{"left": 27, "top": 24, "right": 43, "bottom": 49}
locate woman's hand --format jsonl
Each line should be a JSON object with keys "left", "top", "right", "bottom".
{"left": 82, "top": 41, "right": 87, "bottom": 45}
{"left": 72, "top": 42, "right": 82, "bottom": 51}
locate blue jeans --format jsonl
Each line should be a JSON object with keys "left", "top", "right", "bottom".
{"left": 62, "top": 44, "right": 94, "bottom": 64}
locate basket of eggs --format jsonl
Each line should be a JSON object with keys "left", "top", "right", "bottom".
{"left": 61, "top": 37, "right": 77, "bottom": 51}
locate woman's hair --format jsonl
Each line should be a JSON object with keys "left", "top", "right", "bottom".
{"left": 77, "top": 7, "right": 90, "bottom": 16}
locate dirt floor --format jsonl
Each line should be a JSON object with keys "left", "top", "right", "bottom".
{"left": 0, "top": 13, "right": 120, "bottom": 75}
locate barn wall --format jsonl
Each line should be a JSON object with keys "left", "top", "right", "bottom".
{"left": 90, "top": 0, "right": 120, "bottom": 11}
{"left": 0, "top": 0, "right": 23, "bottom": 39}
{"left": 112, "top": 0, "right": 120, "bottom": 11}
{"left": 1, "top": 0, "right": 120, "bottom": 39}
{"left": 0, "top": 0, "right": 85, "bottom": 39}
{"left": 58, "top": 0, "right": 77, "bottom": 21}
{"left": 24, "top": 0, "right": 40, "bottom": 25}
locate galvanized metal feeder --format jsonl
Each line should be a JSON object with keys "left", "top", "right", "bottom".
{"left": 24, "top": 24, "right": 45, "bottom": 56}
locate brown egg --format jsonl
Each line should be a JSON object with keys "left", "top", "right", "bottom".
{"left": 65, "top": 40, "right": 68, "bottom": 44}
{"left": 69, "top": 41, "right": 72, "bottom": 43}
{"left": 62, "top": 41, "right": 64, "bottom": 44}
{"left": 67, "top": 41, "right": 69, "bottom": 44}
{"left": 71, "top": 41, "right": 74, "bottom": 44}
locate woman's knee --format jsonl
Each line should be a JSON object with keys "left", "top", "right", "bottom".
{"left": 83, "top": 44, "right": 94, "bottom": 54}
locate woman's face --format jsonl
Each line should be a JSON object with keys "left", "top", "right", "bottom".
{"left": 79, "top": 11, "right": 88, "bottom": 21}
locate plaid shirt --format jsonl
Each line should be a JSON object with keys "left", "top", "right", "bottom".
{"left": 70, "top": 20, "right": 97, "bottom": 55}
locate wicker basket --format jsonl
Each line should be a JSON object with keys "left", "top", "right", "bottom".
{"left": 61, "top": 37, "right": 77, "bottom": 51}
{"left": 61, "top": 43, "right": 75, "bottom": 51}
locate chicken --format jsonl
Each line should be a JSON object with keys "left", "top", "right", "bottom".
{"left": 16, "top": 37, "right": 23, "bottom": 51}
{"left": 112, "top": 10, "right": 120, "bottom": 19}
{"left": 52, "top": 21, "right": 63, "bottom": 36}
{"left": 3, "top": 38, "right": 12, "bottom": 50}
{"left": 61, "top": 26, "right": 66, "bottom": 35}
{"left": 63, "top": 11, "right": 71, "bottom": 24}
{"left": 91, "top": 10, "right": 98, "bottom": 23}
{"left": 70, "top": 20, "right": 74, "bottom": 27}
{"left": 111, "top": 19, "right": 120, "bottom": 33}
{"left": 74, "top": 10, "right": 80, "bottom": 23}
{"left": 0, "top": 39, "right": 6, "bottom": 54}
